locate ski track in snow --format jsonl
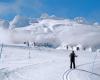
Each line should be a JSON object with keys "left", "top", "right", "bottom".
{"left": 63, "top": 61, "right": 100, "bottom": 80}
{"left": 6, "top": 55, "right": 100, "bottom": 80}
{"left": 0, "top": 61, "right": 52, "bottom": 80}
{"left": 0, "top": 45, "right": 100, "bottom": 80}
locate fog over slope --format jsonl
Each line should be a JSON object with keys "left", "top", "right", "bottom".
{"left": 0, "top": 15, "right": 100, "bottom": 50}
{"left": 0, "top": 28, "right": 11, "bottom": 43}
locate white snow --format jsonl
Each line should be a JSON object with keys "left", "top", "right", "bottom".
{"left": 8, "top": 17, "right": 100, "bottom": 50}
{"left": 0, "top": 15, "right": 100, "bottom": 80}
{"left": 0, "top": 45, "right": 100, "bottom": 80}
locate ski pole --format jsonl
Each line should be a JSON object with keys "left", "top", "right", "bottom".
{"left": 0, "top": 43, "right": 3, "bottom": 59}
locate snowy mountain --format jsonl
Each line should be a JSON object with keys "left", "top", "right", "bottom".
{"left": 11, "top": 16, "right": 100, "bottom": 50}
{"left": 0, "top": 19, "right": 9, "bottom": 29}
{"left": 10, "top": 15, "right": 30, "bottom": 29}
{"left": 0, "top": 15, "right": 100, "bottom": 51}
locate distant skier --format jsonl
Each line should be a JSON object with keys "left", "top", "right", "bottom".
{"left": 66, "top": 45, "right": 69, "bottom": 50}
{"left": 33, "top": 42, "right": 36, "bottom": 46}
{"left": 76, "top": 47, "right": 80, "bottom": 51}
{"left": 24, "top": 41, "right": 29, "bottom": 47}
{"left": 69, "top": 51, "right": 77, "bottom": 69}
{"left": 27, "top": 41, "right": 29, "bottom": 47}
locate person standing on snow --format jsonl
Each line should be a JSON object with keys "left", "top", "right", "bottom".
{"left": 69, "top": 51, "right": 77, "bottom": 69}
{"left": 66, "top": 45, "right": 69, "bottom": 50}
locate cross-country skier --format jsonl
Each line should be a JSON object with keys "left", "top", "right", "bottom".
{"left": 69, "top": 50, "right": 77, "bottom": 69}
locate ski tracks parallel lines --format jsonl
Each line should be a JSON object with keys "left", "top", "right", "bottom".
{"left": 63, "top": 61, "right": 100, "bottom": 80}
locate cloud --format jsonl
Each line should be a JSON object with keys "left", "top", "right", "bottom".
{"left": 0, "top": 0, "right": 43, "bottom": 17}
{"left": 0, "top": 28, "right": 11, "bottom": 43}
{"left": 0, "top": 1, "right": 20, "bottom": 15}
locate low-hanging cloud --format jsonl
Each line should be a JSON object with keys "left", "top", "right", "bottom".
{"left": 0, "top": 28, "right": 11, "bottom": 43}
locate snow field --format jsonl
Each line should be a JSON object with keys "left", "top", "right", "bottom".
{"left": 0, "top": 46, "right": 100, "bottom": 80}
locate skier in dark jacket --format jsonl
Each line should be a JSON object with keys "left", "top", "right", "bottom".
{"left": 69, "top": 51, "right": 77, "bottom": 69}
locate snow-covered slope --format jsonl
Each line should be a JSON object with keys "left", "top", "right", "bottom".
{"left": 0, "top": 15, "right": 100, "bottom": 80}
{"left": 0, "top": 46, "right": 100, "bottom": 80}
{"left": 9, "top": 16, "right": 100, "bottom": 50}
{"left": 0, "top": 15, "right": 100, "bottom": 50}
